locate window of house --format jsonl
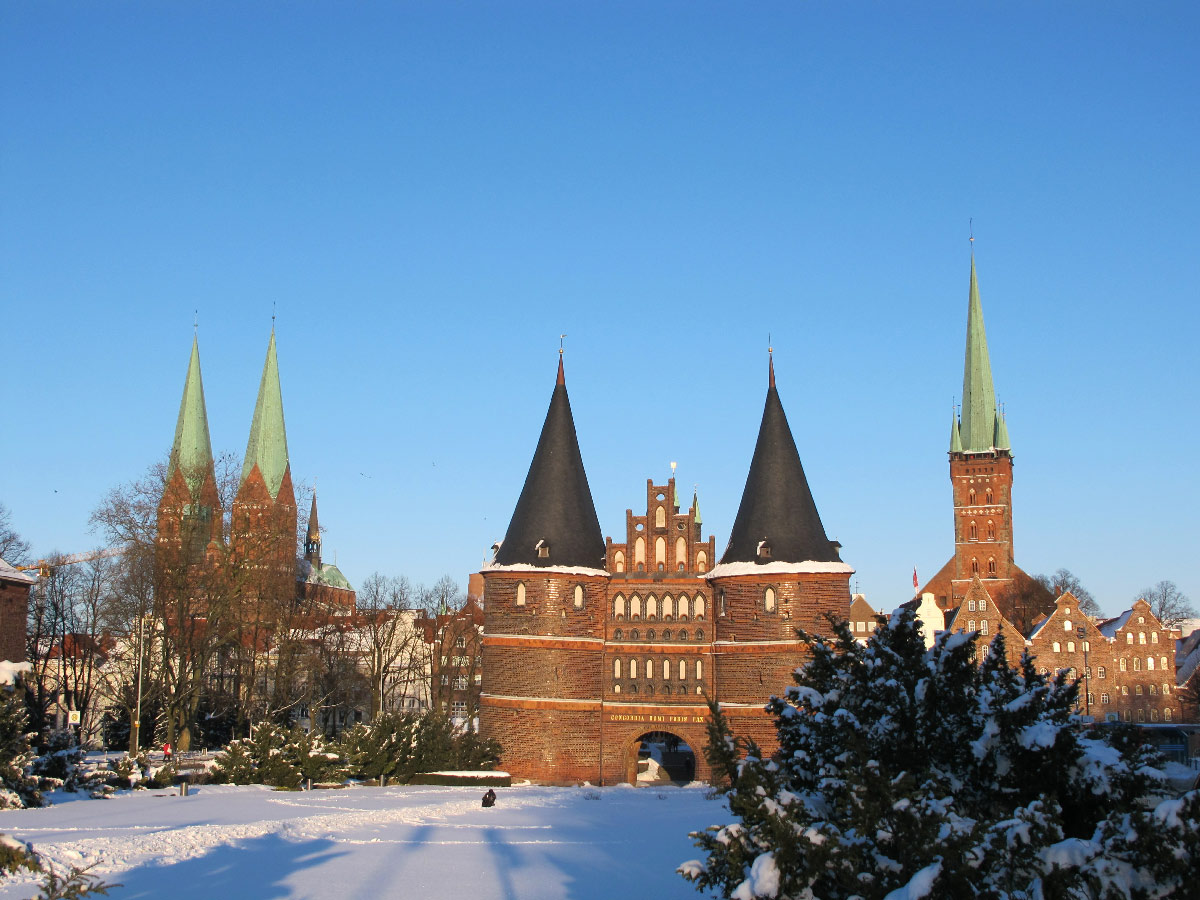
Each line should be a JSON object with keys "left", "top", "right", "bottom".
{"left": 613, "top": 683, "right": 621, "bottom": 694}
{"left": 986, "top": 488, "right": 994, "bottom": 504}
{"left": 1134, "top": 658, "right": 1142, "bottom": 672}
{"left": 1098, "top": 666, "right": 1106, "bottom": 679}
{"left": 696, "top": 660, "right": 703, "bottom": 680}
{"left": 675, "top": 537, "right": 686, "bottom": 570}
{"left": 647, "top": 629, "right": 656, "bottom": 641}
{"left": 695, "top": 629, "right": 704, "bottom": 640}
{"left": 1137, "top": 709, "right": 1145, "bottom": 722}
{"left": 679, "top": 659, "right": 686, "bottom": 680}
{"left": 630, "top": 629, "right": 639, "bottom": 640}
{"left": 719, "top": 591, "right": 727, "bottom": 617}
{"left": 452, "top": 701, "right": 467, "bottom": 718}
{"left": 1164, "top": 684, "right": 1171, "bottom": 695}
{"left": 613, "top": 628, "right": 623, "bottom": 640}
{"left": 1139, "top": 633, "right": 1146, "bottom": 645}
{"left": 1138, "top": 616, "right": 1145, "bottom": 624}
{"left": 1122, "top": 686, "right": 1129, "bottom": 696}
{"left": 1161, "top": 656, "right": 1168, "bottom": 670}
{"left": 662, "top": 660, "right": 670, "bottom": 679}
{"left": 1087, "top": 693, "right": 1094, "bottom": 706}
{"left": 1052, "top": 642, "right": 1061, "bottom": 653}
{"left": 456, "top": 636, "right": 466, "bottom": 648}
{"left": 696, "top": 551, "right": 707, "bottom": 573}
{"left": 979, "top": 598, "right": 987, "bottom": 611}
{"left": 677, "top": 629, "right": 687, "bottom": 641}
{"left": 635, "top": 537, "right": 646, "bottom": 567}
{"left": 1064, "top": 620, "right": 1072, "bottom": 631}
{"left": 1152, "top": 632, "right": 1159, "bottom": 644}
{"left": 764, "top": 587, "right": 776, "bottom": 613}
{"left": 1165, "top": 708, "right": 1173, "bottom": 722}
{"left": 574, "top": 585, "right": 584, "bottom": 609}
{"left": 1150, "top": 685, "right": 1157, "bottom": 695}
{"left": 516, "top": 582, "right": 526, "bottom": 606}
{"left": 454, "top": 676, "right": 468, "bottom": 690}
{"left": 969, "top": 620, "right": 977, "bottom": 632}
{"left": 971, "top": 558, "right": 979, "bottom": 575}
{"left": 1083, "top": 641, "right": 1089, "bottom": 651}
{"left": 614, "top": 659, "right": 621, "bottom": 679}
{"left": 1102, "top": 693, "right": 1110, "bottom": 704}
{"left": 1067, "top": 641, "right": 1075, "bottom": 653}
{"left": 662, "top": 629, "right": 671, "bottom": 641}
{"left": 474, "top": 673, "right": 481, "bottom": 685}
{"left": 987, "top": 558, "right": 997, "bottom": 576}
{"left": 986, "top": 521, "right": 996, "bottom": 540}
{"left": 1148, "top": 657, "right": 1156, "bottom": 671}
{"left": 655, "top": 506, "right": 666, "bottom": 528}
{"left": 630, "top": 659, "right": 638, "bottom": 679}
{"left": 969, "top": 489, "right": 977, "bottom": 505}
{"left": 645, "top": 659, "right": 653, "bottom": 678}
{"left": 1126, "top": 633, "right": 1133, "bottom": 644}
{"left": 969, "top": 599, "right": 976, "bottom": 612}
{"left": 981, "top": 620, "right": 989, "bottom": 635}
{"left": 1120, "top": 659, "right": 1127, "bottom": 672}
{"left": 655, "top": 537, "right": 666, "bottom": 568}
{"left": 1122, "top": 710, "right": 1130, "bottom": 721}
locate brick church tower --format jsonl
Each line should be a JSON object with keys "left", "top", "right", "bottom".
{"left": 704, "top": 354, "right": 853, "bottom": 749}
{"left": 157, "top": 335, "right": 223, "bottom": 568}
{"left": 480, "top": 352, "right": 852, "bottom": 784}
{"left": 231, "top": 329, "right": 297, "bottom": 602}
{"left": 920, "top": 255, "right": 1045, "bottom": 628}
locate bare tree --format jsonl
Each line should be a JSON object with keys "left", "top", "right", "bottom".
{"left": 1035, "top": 569, "right": 1101, "bottom": 618}
{"left": 355, "top": 573, "right": 422, "bottom": 719}
{"left": 1136, "top": 581, "right": 1197, "bottom": 629}
{"left": 0, "top": 502, "right": 31, "bottom": 563}
{"left": 418, "top": 576, "right": 483, "bottom": 723}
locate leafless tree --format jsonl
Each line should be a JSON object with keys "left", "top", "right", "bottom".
{"left": 0, "top": 503, "right": 30, "bottom": 563}
{"left": 1136, "top": 581, "right": 1197, "bottom": 629}
{"left": 1035, "top": 569, "right": 1100, "bottom": 617}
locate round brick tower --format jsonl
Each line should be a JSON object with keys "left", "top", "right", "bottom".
{"left": 479, "top": 354, "right": 610, "bottom": 783}
{"left": 704, "top": 354, "right": 853, "bottom": 750}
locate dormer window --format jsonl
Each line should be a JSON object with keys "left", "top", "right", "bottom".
{"left": 535, "top": 539, "right": 550, "bottom": 559}
{"left": 757, "top": 540, "right": 771, "bottom": 560}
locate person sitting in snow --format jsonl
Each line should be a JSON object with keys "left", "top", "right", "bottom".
{"left": 481, "top": 789, "right": 496, "bottom": 808}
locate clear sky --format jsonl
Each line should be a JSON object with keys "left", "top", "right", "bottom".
{"left": 3, "top": 3, "right": 1197, "bottom": 617}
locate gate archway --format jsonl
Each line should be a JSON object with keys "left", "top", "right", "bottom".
{"left": 625, "top": 730, "right": 697, "bottom": 785}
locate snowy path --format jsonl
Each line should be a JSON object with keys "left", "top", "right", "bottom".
{"left": 0, "top": 784, "right": 720, "bottom": 899}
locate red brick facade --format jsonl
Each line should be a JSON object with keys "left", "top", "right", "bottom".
{"left": 481, "top": 477, "right": 850, "bottom": 785}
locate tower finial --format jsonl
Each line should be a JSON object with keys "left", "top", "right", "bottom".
{"left": 969, "top": 218, "right": 974, "bottom": 252}
{"left": 556, "top": 336, "right": 566, "bottom": 386}
{"left": 768, "top": 336, "right": 775, "bottom": 388}
{"left": 193, "top": 310, "right": 198, "bottom": 335}
{"left": 272, "top": 301, "right": 276, "bottom": 333}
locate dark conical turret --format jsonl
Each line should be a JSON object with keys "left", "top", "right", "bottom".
{"left": 493, "top": 355, "right": 605, "bottom": 569}
{"left": 305, "top": 493, "right": 321, "bottom": 566}
{"left": 719, "top": 356, "right": 840, "bottom": 566}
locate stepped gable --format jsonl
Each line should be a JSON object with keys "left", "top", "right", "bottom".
{"left": 717, "top": 356, "right": 842, "bottom": 568}
{"left": 167, "top": 335, "right": 216, "bottom": 495}
{"left": 493, "top": 355, "right": 605, "bottom": 570}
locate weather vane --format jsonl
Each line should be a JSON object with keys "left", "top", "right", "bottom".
{"left": 969, "top": 217, "right": 974, "bottom": 247}
{"left": 559, "top": 333, "right": 567, "bottom": 355}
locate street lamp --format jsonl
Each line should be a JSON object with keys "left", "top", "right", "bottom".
{"left": 1077, "top": 626, "right": 1090, "bottom": 720}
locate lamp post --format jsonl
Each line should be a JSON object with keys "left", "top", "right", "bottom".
{"left": 130, "top": 614, "right": 145, "bottom": 754}
{"left": 1077, "top": 625, "right": 1090, "bottom": 720}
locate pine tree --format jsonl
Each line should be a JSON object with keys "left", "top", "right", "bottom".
{"left": 0, "top": 679, "right": 41, "bottom": 809}
{"left": 680, "top": 607, "right": 1200, "bottom": 900}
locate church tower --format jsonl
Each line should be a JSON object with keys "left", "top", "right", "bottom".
{"left": 157, "top": 335, "right": 222, "bottom": 566}
{"left": 231, "top": 329, "right": 297, "bottom": 598}
{"left": 705, "top": 354, "right": 853, "bottom": 748}
{"left": 479, "top": 353, "right": 610, "bottom": 783}
{"left": 304, "top": 492, "right": 321, "bottom": 568}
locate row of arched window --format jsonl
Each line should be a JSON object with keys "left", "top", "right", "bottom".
{"left": 612, "top": 540, "right": 709, "bottom": 574}
{"left": 1118, "top": 656, "right": 1170, "bottom": 672}
{"left": 969, "top": 558, "right": 998, "bottom": 576}
{"left": 612, "top": 627, "right": 705, "bottom": 642}
{"left": 614, "top": 593, "right": 706, "bottom": 621}
{"left": 613, "top": 658, "right": 703, "bottom": 681}
{"left": 966, "top": 521, "right": 997, "bottom": 541}
{"left": 966, "top": 488, "right": 996, "bottom": 506}
{"left": 512, "top": 582, "right": 588, "bottom": 609}
{"left": 1125, "top": 631, "right": 1161, "bottom": 644}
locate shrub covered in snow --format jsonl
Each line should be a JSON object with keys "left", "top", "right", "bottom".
{"left": 680, "top": 606, "right": 1200, "bottom": 900}
{"left": 0, "top": 676, "right": 41, "bottom": 809}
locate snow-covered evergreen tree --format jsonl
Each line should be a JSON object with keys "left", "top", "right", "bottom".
{"left": 680, "top": 607, "right": 1200, "bottom": 900}
{"left": 0, "top": 676, "right": 41, "bottom": 809}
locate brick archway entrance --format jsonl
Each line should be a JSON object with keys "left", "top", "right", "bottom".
{"left": 623, "top": 730, "right": 697, "bottom": 785}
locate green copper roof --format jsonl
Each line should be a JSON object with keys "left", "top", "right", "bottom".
{"left": 241, "top": 330, "right": 291, "bottom": 498}
{"left": 312, "top": 562, "right": 352, "bottom": 591}
{"left": 959, "top": 256, "right": 999, "bottom": 452}
{"left": 167, "top": 336, "right": 215, "bottom": 495}
{"left": 994, "top": 408, "right": 1011, "bottom": 451}
{"left": 950, "top": 409, "right": 962, "bottom": 453}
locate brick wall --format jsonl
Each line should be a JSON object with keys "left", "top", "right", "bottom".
{"left": 0, "top": 581, "right": 28, "bottom": 663}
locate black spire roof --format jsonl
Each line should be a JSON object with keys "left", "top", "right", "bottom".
{"left": 493, "top": 356, "right": 605, "bottom": 570}
{"left": 720, "top": 358, "right": 841, "bottom": 566}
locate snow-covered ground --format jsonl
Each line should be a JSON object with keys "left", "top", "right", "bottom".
{"left": 0, "top": 782, "right": 720, "bottom": 899}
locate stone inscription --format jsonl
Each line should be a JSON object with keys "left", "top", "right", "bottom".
{"left": 606, "top": 713, "right": 706, "bottom": 724}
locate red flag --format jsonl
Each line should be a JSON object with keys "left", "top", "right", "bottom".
{"left": 913, "top": 567, "right": 919, "bottom": 590}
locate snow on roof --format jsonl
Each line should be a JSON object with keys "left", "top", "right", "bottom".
{"left": 0, "top": 558, "right": 37, "bottom": 585}
{"left": 704, "top": 560, "right": 855, "bottom": 579}
{"left": 1027, "top": 615, "right": 1055, "bottom": 640}
{"left": 1176, "top": 640, "right": 1200, "bottom": 687}
{"left": 482, "top": 562, "right": 610, "bottom": 578}
{"left": 1097, "top": 609, "right": 1133, "bottom": 639}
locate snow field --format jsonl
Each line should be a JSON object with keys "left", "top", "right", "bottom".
{"left": 0, "top": 783, "right": 720, "bottom": 899}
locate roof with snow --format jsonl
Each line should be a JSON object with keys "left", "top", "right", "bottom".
{"left": 298, "top": 558, "right": 353, "bottom": 591}
{"left": 1175, "top": 632, "right": 1200, "bottom": 686}
{"left": 718, "top": 357, "right": 842, "bottom": 569}
{"left": 493, "top": 356, "right": 605, "bottom": 570}
{"left": 0, "top": 558, "right": 36, "bottom": 585}
{"left": 1097, "top": 609, "right": 1133, "bottom": 639}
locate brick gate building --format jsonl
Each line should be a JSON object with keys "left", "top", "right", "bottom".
{"left": 479, "top": 353, "right": 852, "bottom": 784}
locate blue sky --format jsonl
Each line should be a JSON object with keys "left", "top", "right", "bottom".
{"left": 3, "top": 3, "right": 1197, "bottom": 616}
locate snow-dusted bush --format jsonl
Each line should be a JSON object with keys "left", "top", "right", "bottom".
{"left": 0, "top": 675, "right": 41, "bottom": 809}
{"left": 680, "top": 606, "right": 1200, "bottom": 900}
{"left": 339, "top": 710, "right": 499, "bottom": 785}
{"left": 211, "top": 724, "right": 300, "bottom": 787}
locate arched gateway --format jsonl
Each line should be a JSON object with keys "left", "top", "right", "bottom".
{"left": 479, "top": 353, "right": 853, "bottom": 785}
{"left": 626, "top": 730, "right": 699, "bottom": 785}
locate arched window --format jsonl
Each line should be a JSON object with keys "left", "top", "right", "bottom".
{"left": 981, "top": 620, "right": 989, "bottom": 635}
{"left": 614, "top": 684, "right": 621, "bottom": 694}
{"left": 969, "top": 521, "right": 978, "bottom": 541}
{"left": 677, "top": 595, "right": 689, "bottom": 619}
{"left": 1098, "top": 666, "right": 1106, "bottom": 679}
{"left": 675, "top": 537, "right": 686, "bottom": 570}
{"left": 696, "top": 551, "right": 707, "bottom": 573}
{"left": 1122, "top": 685, "right": 1129, "bottom": 696}
{"left": 1148, "top": 657, "right": 1156, "bottom": 671}
{"left": 986, "top": 487, "right": 994, "bottom": 504}
{"left": 630, "top": 629, "right": 639, "bottom": 640}
{"left": 694, "top": 594, "right": 705, "bottom": 619}
{"left": 677, "top": 629, "right": 687, "bottom": 641}
{"left": 655, "top": 537, "right": 666, "bottom": 569}
{"left": 1134, "top": 657, "right": 1142, "bottom": 672}
{"left": 1164, "top": 684, "right": 1171, "bottom": 695}
{"left": 987, "top": 558, "right": 997, "bottom": 576}
{"left": 1150, "top": 684, "right": 1157, "bottom": 695}
{"left": 969, "top": 620, "right": 977, "bottom": 632}
{"left": 613, "top": 629, "right": 623, "bottom": 640}
{"left": 630, "top": 659, "right": 638, "bottom": 679}
{"left": 647, "top": 595, "right": 658, "bottom": 620}
{"left": 1101, "top": 693, "right": 1110, "bottom": 704}
{"left": 695, "top": 629, "right": 704, "bottom": 640}
{"left": 986, "top": 521, "right": 996, "bottom": 540}
{"left": 1126, "top": 633, "right": 1133, "bottom": 644}
{"left": 646, "top": 629, "right": 656, "bottom": 641}
{"left": 662, "top": 629, "right": 671, "bottom": 641}
{"left": 678, "top": 659, "right": 686, "bottom": 680}
{"left": 655, "top": 506, "right": 666, "bottom": 528}
{"left": 662, "top": 659, "right": 670, "bottom": 679}
{"left": 614, "top": 659, "right": 622, "bottom": 679}
{"left": 631, "top": 595, "right": 642, "bottom": 619}
{"left": 764, "top": 587, "right": 776, "bottom": 613}
{"left": 968, "top": 489, "right": 977, "bottom": 505}
{"left": 1064, "top": 619, "right": 1072, "bottom": 631}
{"left": 1120, "top": 658, "right": 1127, "bottom": 672}
{"left": 662, "top": 595, "right": 674, "bottom": 619}
{"left": 1067, "top": 641, "right": 1075, "bottom": 653}
{"left": 614, "top": 551, "right": 625, "bottom": 573}
{"left": 979, "top": 597, "right": 987, "bottom": 611}
{"left": 1139, "top": 632, "right": 1146, "bottom": 645}
{"left": 1053, "top": 642, "right": 1061, "bottom": 653}
{"left": 645, "top": 658, "right": 653, "bottom": 678}
{"left": 1136, "top": 684, "right": 1143, "bottom": 695}
{"left": 615, "top": 594, "right": 627, "bottom": 619}
{"left": 696, "top": 660, "right": 703, "bottom": 680}
{"left": 1165, "top": 708, "right": 1173, "bottom": 722}
{"left": 718, "top": 591, "right": 727, "bottom": 617}
{"left": 1161, "top": 656, "right": 1169, "bottom": 670}
{"left": 1152, "top": 632, "right": 1159, "bottom": 644}
{"left": 662, "top": 685, "right": 671, "bottom": 695}
{"left": 574, "top": 585, "right": 584, "bottom": 609}
{"left": 969, "top": 599, "right": 976, "bottom": 612}
{"left": 635, "top": 537, "right": 646, "bottom": 568}
{"left": 971, "top": 558, "right": 979, "bottom": 575}
{"left": 516, "top": 582, "right": 526, "bottom": 606}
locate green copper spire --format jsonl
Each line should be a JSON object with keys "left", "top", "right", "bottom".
{"left": 241, "top": 330, "right": 291, "bottom": 498}
{"left": 959, "top": 255, "right": 999, "bottom": 451}
{"left": 692, "top": 488, "right": 702, "bottom": 526}
{"left": 994, "top": 406, "right": 1011, "bottom": 451}
{"left": 950, "top": 408, "right": 962, "bottom": 453}
{"left": 167, "top": 336, "right": 215, "bottom": 495}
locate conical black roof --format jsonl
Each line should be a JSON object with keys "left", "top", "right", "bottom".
{"left": 720, "top": 361, "right": 840, "bottom": 566}
{"left": 494, "top": 358, "right": 605, "bottom": 570}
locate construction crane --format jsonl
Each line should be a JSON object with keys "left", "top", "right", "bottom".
{"left": 15, "top": 547, "right": 124, "bottom": 578}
